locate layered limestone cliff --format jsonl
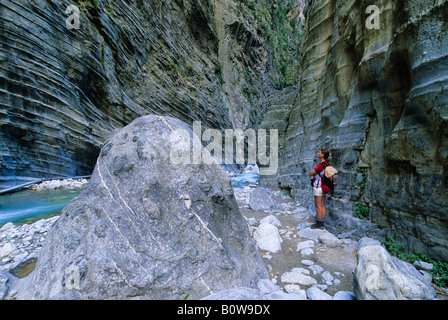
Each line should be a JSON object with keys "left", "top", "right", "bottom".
{"left": 0, "top": 0, "right": 279, "bottom": 181}
{"left": 274, "top": 0, "right": 448, "bottom": 260}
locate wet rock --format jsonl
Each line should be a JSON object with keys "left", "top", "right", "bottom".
{"left": 0, "top": 216, "right": 58, "bottom": 275}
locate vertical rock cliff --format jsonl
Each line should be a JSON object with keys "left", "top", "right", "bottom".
{"left": 0, "top": 0, "right": 286, "bottom": 181}
{"left": 275, "top": 0, "right": 448, "bottom": 260}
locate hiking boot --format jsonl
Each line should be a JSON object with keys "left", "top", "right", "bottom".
{"left": 311, "top": 221, "right": 324, "bottom": 229}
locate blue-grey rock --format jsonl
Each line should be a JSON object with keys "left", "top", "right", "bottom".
{"left": 333, "top": 291, "right": 356, "bottom": 300}
{"left": 257, "top": 279, "right": 281, "bottom": 295}
{"left": 306, "top": 287, "right": 332, "bottom": 300}
{"left": 249, "top": 188, "right": 281, "bottom": 212}
{"left": 354, "top": 241, "right": 436, "bottom": 300}
{"left": 0, "top": 0, "right": 271, "bottom": 181}
{"left": 269, "top": 0, "right": 448, "bottom": 262}
{"left": 0, "top": 271, "right": 9, "bottom": 300}
{"left": 265, "top": 290, "right": 307, "bottom": 300}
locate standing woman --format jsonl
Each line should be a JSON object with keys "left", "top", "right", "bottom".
{"left": 309, "top": 149, "right": 330, "bottom": 229}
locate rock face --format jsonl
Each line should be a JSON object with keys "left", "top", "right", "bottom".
{"left": 270, "top": 0, "right": 448, "bottom": 260}
{"left": 0, "top": 0, "right": 280, "bottom": 180}
{"left": 253, "top": 222, "right": 283, "bottom": 253}
{"left": 249, "top": 187, "right": 280, "bottom": 212}
{"left": 15, "top": 115, "right": 267, "bottom": 299}
{"left": 354, "top": 238, "right": 435, "bottom": 300}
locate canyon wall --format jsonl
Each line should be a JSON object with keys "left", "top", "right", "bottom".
{"left": 2, "top": 0, "right": 446, "bottom": 261}
{"left": 274, "top": 0, "right": 448, "bottom": 260}
{"left": 0, "top": 0, "right": 279, "bottom": 181}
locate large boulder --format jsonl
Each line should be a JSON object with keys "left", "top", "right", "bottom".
{"left": 15, "top": 115, "right": 267, "bottom": 299}
{"left": 353, "top": 238, "right": 435, "bottom": 300}
{"left": 249, "top": 187, "right": 280, "bottom": 212}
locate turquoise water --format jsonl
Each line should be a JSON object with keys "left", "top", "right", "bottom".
{"left": 0, "top": 173, "right": 257, "bottom": 227}
{"left": 0, "top": 188, "right": 81, "bottom": 226}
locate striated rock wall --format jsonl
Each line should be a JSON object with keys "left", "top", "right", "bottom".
{"left": 276, "top": 0, "right": 448, "bottom": 260}
{"left": 0, "top": 0, "right": 274, "bottom": 180}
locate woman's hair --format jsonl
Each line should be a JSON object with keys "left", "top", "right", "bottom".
{"left": 320, "top": 148, "right": 330, "bottom": 161}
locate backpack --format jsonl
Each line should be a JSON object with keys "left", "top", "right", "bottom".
{"left": 320, "top": 162, "right": 338, "bottom": 194}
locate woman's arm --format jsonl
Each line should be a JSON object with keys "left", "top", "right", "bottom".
{"left": 309, "top": 169, "right": 317, "bottom": 177}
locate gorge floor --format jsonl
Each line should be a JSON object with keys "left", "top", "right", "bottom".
{"left": 3, "top": 182, "right": 446, "bottom": 299}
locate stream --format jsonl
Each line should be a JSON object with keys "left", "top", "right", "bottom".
{"left": 0, "top": 172, "right": 259, "bottom": 227}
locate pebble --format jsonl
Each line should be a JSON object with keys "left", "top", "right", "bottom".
{"left": 333, "top": 291, "right": 357, "bottom": 300}
{"left": 234, "top": 183, "right": 359, "bottom": 300}
{"left": 29, "top": 178, "right": 88, "bottom": 190}
{"left": 260, "top": 215, "right": 282, "bottom": 227}
{"left": 265, "top": 290, "right": 307, "bottom": 300}
{"left": 318, "top": 232, "right": 343, "bottom": 248}
{"left": 413, "top": 261, "right": 434, "bottom": 272}
{"left": 257, "top": 278, "right": 281, "bottom": 294}
{"left": 309, "top": 264, "right": 324, "bottom": 275}
{"left": 301, "top": 260, "right": 314, "bottom": 266}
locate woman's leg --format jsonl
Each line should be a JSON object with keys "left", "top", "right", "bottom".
{"left": 314, "top": 195, "right": 320, "bottom": 216}
{"left": 312, "top": 194, "right": 326, "bottom": 229}
{"left": 317, "top": 195, "right": 326, "bottom": 220}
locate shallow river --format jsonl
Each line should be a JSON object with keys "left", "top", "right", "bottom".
{"left": 0, "top": 188, "right": 81, "bottom": 226}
